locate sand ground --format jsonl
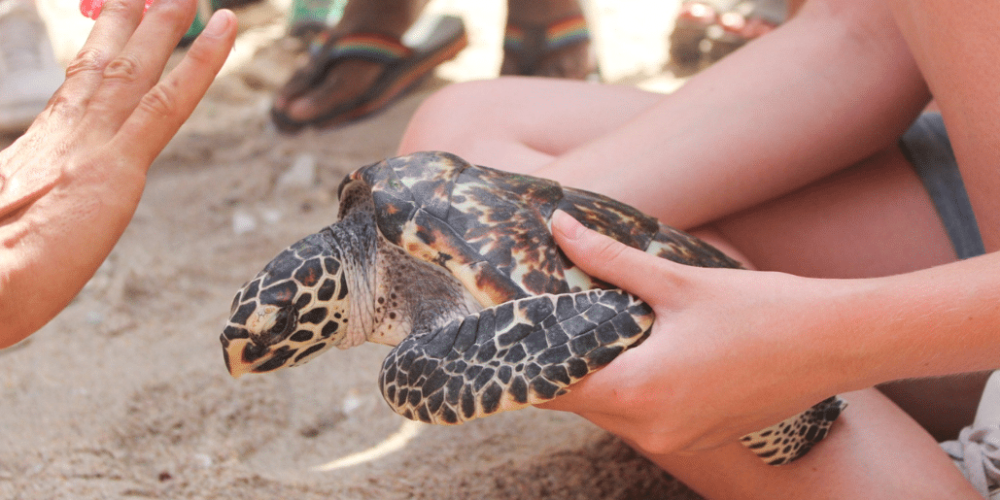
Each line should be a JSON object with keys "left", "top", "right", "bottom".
{"left": 0, "top": 1, "right": 706, "bottom": 498}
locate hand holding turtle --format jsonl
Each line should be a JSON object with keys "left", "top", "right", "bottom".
{"left": 0, "top": 0, "right": 237, "bottom": 347}
{"left": 541, "top": 210, "right": 855, "bottom": 456}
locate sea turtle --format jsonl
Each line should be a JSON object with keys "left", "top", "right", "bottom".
{"left": 221, "top": 151, "right": 845, "bottom": 465}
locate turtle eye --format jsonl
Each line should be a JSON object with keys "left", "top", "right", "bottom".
{"left": 265, "top": 307, "right": 297, "bottom": 344}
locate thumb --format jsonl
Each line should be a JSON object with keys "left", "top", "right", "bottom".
{"left": 551, "top": 210, "right": 683, "bottom": 300}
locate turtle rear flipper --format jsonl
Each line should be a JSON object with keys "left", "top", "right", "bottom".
{"left": 378, "top": 289, "right": 653, "bottom": 425}
{"left": 743, "top": 395, "right": 847, "bottom": 465}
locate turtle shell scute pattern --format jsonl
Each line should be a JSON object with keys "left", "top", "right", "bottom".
{"left": 341, "top": 152, "right": 742, "bottom": 301}
{"left": 336, "top": 151, "right": 842, "bottom": 466}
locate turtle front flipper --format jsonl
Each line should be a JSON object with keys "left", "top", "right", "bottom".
{"left": 378, "top": 289, "right": 653, "bottom": 425}
{"left": 378, "top": 287, "right": 846, "bottom": 467}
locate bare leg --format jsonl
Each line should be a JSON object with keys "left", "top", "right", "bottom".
{"left": 707, "top": 145, "right": 954, "bottom": 278}
{"left": 692, "top": 143, "right": 987, "bottom": 437}
{"left": 879, "top": 372, "right": 989, "bottom": 442}
{"left": 661, "top": 149, "right": 982, "bottom": 496}
{"left": 404, "top": 79, "right": 957, "bottom": 278}
{"left": 398, "top": 77, "right": 660, "bottom": 170}
{"left": 698, "top": 146, "right": 989, "bottom": 441}
{"left": 399, "top": 72, "right": 984, "bottom": 495}
{"left": 641, "top": 389, "right": 980, "bottom": 499}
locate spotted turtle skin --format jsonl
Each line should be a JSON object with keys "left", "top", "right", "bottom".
{"left": 221, "top": 151, "right": 845, "bottom": 465}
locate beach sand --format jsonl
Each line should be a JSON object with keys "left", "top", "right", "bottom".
{"left": 0, "top": 1, "right": 704, "bottom": 497}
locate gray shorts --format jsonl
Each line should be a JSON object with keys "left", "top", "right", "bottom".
{"left": 898, "top": 115, "right": 992, "bottom": 497}
{"left": 898, "top": 112, "right": 985, "bottom": 260}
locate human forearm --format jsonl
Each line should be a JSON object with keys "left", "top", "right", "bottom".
{"left": 837, "top": 253, "right": 1000, "bottom": 388}
{"left": 714, "top": 251, "right": 1000, "bottom": 401}
{"left": 544, "top": 212, "right": 1000, "bottom": 453}
{"left": 538, "top": 0, "right": 930, "bottom": 229}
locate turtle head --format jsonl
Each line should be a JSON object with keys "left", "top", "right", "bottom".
{"left": 221, "top": 231, "right": 351, "bottom": 378}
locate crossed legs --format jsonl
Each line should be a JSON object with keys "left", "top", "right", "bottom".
{"left": 398, "top": 77, "right": 983, "bottom": 498}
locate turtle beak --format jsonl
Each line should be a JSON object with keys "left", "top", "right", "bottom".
{"left": 221, "top": 304, "right": 293, "bottom": 379}
{"left": 223, "top": 337, "right": 258, "bottom": 379}
{"left": 221, "top": 334, "right": 296, "bottom": 378}
{"left": 223, "top": 334, "right": 287, "bottom": 379}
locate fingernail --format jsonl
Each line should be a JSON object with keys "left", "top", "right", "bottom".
{"left": 552, "top": 210, "right": 586, "bottom": 240}
{"left": 202, "top": 9, "right": 232, "bottom": 37}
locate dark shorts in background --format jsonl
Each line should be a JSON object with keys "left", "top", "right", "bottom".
{"left": 899, "top": 112, "right": 985, "bottom": 260}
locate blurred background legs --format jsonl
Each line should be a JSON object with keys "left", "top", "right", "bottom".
{"left": 667, "top": 0, "right": 786, "bottom": 75}
{"left": 271, "top": 0, "right": 595, "bottom": 134}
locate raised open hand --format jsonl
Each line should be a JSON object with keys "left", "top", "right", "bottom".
{"left": 0, "top": 0, "right": 237, "bottom": 346}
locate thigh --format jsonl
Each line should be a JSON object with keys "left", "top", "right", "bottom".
{"left": 398, "top": 77, "right": 662, "bottom": 171}
{"left": 645, "top": 388, "right": 981, "bottom": 499}
{"left": 879, "top": 372, "right": 990, "bottom": 441}
{"left": 703, "top": 144, "right": 956, "bottom": 279}
{"left": 691, "top": 144, "right": 980, "bottom": 438}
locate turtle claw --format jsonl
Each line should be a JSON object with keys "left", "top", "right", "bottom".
{"left": 378, "top": 289, "right": 653, "bottom": 425}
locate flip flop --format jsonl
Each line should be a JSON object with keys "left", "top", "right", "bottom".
{"left": 501, "top": 13, "right": 598, "bottom": 80}
{"left": 271, "top": 15, "right": 468, "bottom": 133}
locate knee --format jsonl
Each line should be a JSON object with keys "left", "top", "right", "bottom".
{"left": 398, "top": 79, "right": 518, "bottom": 157}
